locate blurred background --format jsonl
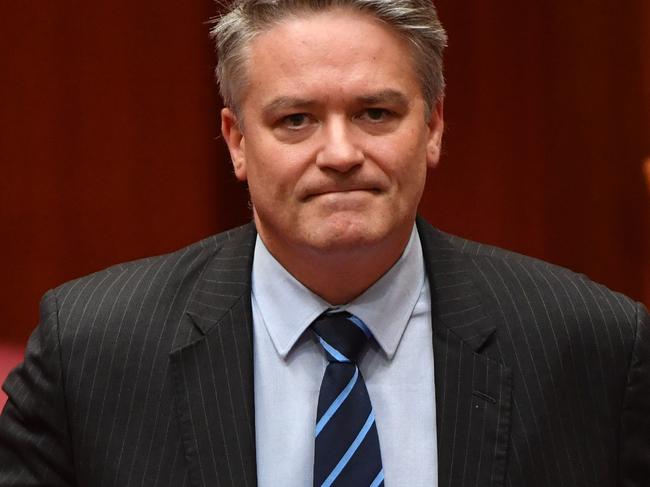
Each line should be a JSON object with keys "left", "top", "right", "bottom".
{"left": 1, "top": 1, "right": 649, "bottom": 399}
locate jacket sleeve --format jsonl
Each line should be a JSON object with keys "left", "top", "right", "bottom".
{"left": 619, "top": 302, "right": 650, "bottom": 486}
{"left": 0, "top": 290, "right": 76, "bottom": 486}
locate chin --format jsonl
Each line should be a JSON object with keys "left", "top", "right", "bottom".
{"left": 302, "top": 220, "right": 389, "bottom": 254}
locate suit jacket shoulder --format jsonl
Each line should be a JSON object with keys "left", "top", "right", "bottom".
{"left": 51, "top": 222, "right": 256, "bottom": 346}
{"left": 427, "top": 222, "right": 640, "bottom": 343}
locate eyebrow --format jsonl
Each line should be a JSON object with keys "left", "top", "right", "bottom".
{"left": 356, "top": 90, "right": 410, "bottom": 107}
{"left": 262, "top": 89, "right": 410, "bottom": 117}
{"left": 262, "top": 97, "right": 315, "bottom": 118}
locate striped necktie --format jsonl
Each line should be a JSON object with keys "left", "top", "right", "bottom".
{"left": 311, "top": 311, "right": 384, "bottom": 487}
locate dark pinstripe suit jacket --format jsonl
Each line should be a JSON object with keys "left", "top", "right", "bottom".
{"left": 1, "top": 219, "right": 649, "bottom": 486}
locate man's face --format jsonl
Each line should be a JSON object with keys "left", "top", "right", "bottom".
{"left": 222, "top": 8, "right": 443, "bottom": 265}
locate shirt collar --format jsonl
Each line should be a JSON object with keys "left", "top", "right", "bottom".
{"left": 251, "top": 225, "right": 426, "bottom": 360}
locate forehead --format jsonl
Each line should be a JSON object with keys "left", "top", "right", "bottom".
{"left": 239, "top": 8, "right": 422, "bottom": 109}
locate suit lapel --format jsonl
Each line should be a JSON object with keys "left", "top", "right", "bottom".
{"left": 169, "top": 223, "right": 258, "bottom": 487}
{"left": 418, "top": 219, "right": 512, "bottom": 487}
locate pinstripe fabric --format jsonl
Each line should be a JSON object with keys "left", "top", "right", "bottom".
{"left": 421, "top": 221, "right": 650, "bottom": 487}
{"left": 0, "top": 226, "right": 256, "bottom": 487}
{"left": 1, "top": 218, "right": 648, "bottom": 486}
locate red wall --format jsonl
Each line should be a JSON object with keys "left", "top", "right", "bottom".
{"left": 1, "top": 1, "right": 648, "bottom": 346}
{"left": 427, "top": 0, "right": 650, "bottom": 305}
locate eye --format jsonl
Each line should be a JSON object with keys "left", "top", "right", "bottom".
{"left": 359, "top": 108, "right": 392, "bottom": 122}
{"left": 281, "top": 113, "right": 310, "bottom": 129}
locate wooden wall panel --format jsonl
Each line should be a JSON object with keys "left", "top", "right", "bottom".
{"left": 1, "top": 1, "right": 647, "bottom": 345}
{"left": 428, "top": 0, "right": 649, "bottom": 304}
{"left": 0, "top": 1, "right": 250, "bottom": 344}
{"left": 642, "top": 0, "right": 650, "bottom": 305}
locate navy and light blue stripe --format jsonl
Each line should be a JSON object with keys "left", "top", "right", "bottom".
{"left": 312, "top": 311, "right": 384, "bottom": 487}
{"left": 315, "top": 367, "right": 358, "bottom": 436}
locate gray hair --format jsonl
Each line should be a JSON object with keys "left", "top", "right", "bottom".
{"left": 210, "top": 0, "right": 448, "bottom": 117}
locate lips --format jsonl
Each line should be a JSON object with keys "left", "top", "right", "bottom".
{"left": 301, "top": 181, "right": 383, "bottom": 200}
{"left": 304, "top": 188, "right": 378, "bottom": 201}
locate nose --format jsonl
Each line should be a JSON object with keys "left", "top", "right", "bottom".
{"left": 315, "top": 117, "right": 364, "bottom": 172}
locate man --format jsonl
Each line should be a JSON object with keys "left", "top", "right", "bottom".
{"left": 1, "top": 0, "right": 648, "bottom": 485}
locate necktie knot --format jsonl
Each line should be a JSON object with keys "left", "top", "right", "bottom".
{"left": 311, "top": 311, "right": 371, "bottom": 364}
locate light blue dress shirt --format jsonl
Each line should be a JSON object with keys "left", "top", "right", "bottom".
{"left": 252, "top": 225, "right": 438, "bottom": 486}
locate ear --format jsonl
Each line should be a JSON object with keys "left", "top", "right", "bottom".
{"left": 425, "top": 99, "right": 444, "bottom": 169}
{"left": 221, "top": 107, "right": 247, "bottom": 181}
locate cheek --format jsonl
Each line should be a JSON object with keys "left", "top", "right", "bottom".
{"left": 245, "top": 152, "right": 303, "bottom": 201}
{"left": 252, "top": 136, "right": 315, "bottom": 174}
{"left": 367, "top": 135, "right": 428, "bottom": 181}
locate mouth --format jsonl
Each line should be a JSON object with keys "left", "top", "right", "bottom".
{"left": 305, "top": 188, "right": 379, "bottom": 201}
{"left": 304, "top": 188, "right": 380, "bottom": 201}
